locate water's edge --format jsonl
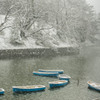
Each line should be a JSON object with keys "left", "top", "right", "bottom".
{"left": 0, "top": 46, "right": 79, "bottom": 58}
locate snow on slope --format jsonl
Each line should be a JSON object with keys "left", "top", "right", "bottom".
{"left": 0, "top": 15, "right": 78, "bottom": 50}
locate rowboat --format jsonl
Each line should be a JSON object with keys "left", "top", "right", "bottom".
{"left": 87, "top": 81, "right": 100, "bottom": 91}
{"left": 12, "top": 85, "right": 46, "bottom": 93}
{"left": 33, "top": 71, "right": 58, "bottom": 77}
{"left": 49, "top": 80, "right": 68, "bottom": 88}
{"left": 58, "top": 74, "right": 71, "bottom": 81}
{"left": 0, "top": 88, "right": 5, "bottom": 95}
{"left": 38, "top": 69, "right": 64, "bottom": 74}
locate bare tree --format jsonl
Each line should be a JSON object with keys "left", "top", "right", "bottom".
{"left": 9, "top": 0, "right": 98, "bottom": 46}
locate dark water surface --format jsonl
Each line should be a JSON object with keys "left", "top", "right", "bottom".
{"left": 0, "top": 45, "right": 100, "bottom": 100}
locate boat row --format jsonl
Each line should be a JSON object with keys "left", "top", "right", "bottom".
{"left": 33, "top": 69, "right": 71, "bottom": 89}
{"left": 1, "top": 69, "right": 99, "bottom": 94}
{"left": 13, "top": 80, "right": 69, "bottom": 93}
{"left": 33, "top": 71, "right": 71, "bottom": 80}
{"left": 0, "top": 69, "right": 71, "bottom": 94}
{"left": 33, "top": 69, "right": 64, "bottom": 77}
{"left": 33, "top": 69, "right": 71, "bottom": 78}
{"left": 11, "top": 80, "right": 100, "bottom": 93}
{"left": 1, "top": 80, "right": 100, "bottom": 94}
{"left": 34, "top": 69, "right": 100, "bottom": 92}
{"left": 0, "top": 80, "right": 68, "bottom": 94}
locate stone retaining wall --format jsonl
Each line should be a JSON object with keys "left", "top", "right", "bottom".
{"left": 0, "top": 47, "right": 79, "bottom": 58}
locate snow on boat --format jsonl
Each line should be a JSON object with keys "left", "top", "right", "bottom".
{"left": 12, "top": 85, "right": 46, "bottom": 93}
{"left": 33, "top": 71, "right": 58, "bottom": 77}
{"left": 38, "top": 69, "right": 64, "bottom": 74}
{"left": 87, "top": 81, "right": 100, "bottom": 91}
{"left": 49, "top": 80, "right": 68, "bottom": 88}
{"left": 0, "top": 88, "right": 5, "bottom": 95}
{"left": 58, "top": 74, "right": 71, "bottom": 81}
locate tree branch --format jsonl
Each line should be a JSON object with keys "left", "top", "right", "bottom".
{"left": 0, "top": 5, "right": 15, "bottom": 27}
{"left": 0, "top": 26, "right": 12, "bottom": 33}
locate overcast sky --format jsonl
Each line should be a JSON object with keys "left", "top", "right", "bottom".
{"left": 86, "top": 0, "right": 100, "bottom": 13}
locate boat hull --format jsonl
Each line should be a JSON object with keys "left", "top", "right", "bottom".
{"left": 88, "top": 84, "right": 100, "bottom": 91}
{"left": 59, "top": 77, "right": 70, "bottom": 81}
{"left": 12, "top": 86, "right": 46, "bottom": 93}
{"left": 38, "top": 69, "right": 64, "bottom": 74}
{"left": 49, "top": 81, "right": 68, "bottom": 88}
{"left": 0, "top": 91, "right": 4, "bottom": 95}
{"left": 33, "top": 72, "right": 58, "bottom": 77}
{"left": 0, "top": 88, "right": 5, "bottom": 95}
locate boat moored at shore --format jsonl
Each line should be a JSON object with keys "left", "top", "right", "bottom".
{"left": 87, "top": 81, "right": 100, "bottom": 91}
{"left": 0, "top": 88, "right": 5, "bottom": 95}
{"left": 49, "top": 80, "right": 68, "bottom": 88}
{"left": 33, "top": 71, "right": 59, "bottom": 77}
{"left": 12, "top": 85, "right": 46, "bottom": 93}
{"left": 38, "top": 69, "right": 64, "bottom": 74}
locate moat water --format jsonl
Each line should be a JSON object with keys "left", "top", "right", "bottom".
{"left": 0, "top": 44, "right": 100, "bottom": 100}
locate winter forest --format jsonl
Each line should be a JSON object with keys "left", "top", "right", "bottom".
{"left": 0, "top": 0, "right": 100, "bottom": 49}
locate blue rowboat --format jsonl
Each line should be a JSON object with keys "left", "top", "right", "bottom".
{"left": 58, "top": 74, "right": 71, "bottom": 81}
{"left": 33, "top": 71, "right": 58, "bottom": 77}
{"left": 0, "top": 88, "right": 5, "bottom": 95}
{"left": 87, "top": 81, "right": 100, "bottom": 91}
{"left": 49, "top": 80, "right": 68, "bottom": 88}
{"left": 38, "top": 69, "right": 64, "bottom": 74}
{"left": 12, "top": 85, "right": 46, "bottom": 93}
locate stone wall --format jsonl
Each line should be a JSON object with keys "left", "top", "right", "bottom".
{"left": 0, "top": 47, "right": 79, "bottom": 59}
